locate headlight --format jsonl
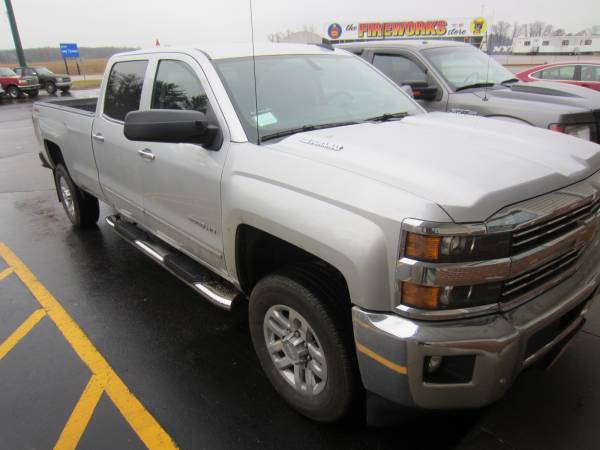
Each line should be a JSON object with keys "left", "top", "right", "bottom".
{"left": 404, "top": 231, "right": 510, "bottom": 263}
{"left": 549, "top": 123, "right": 593, "bottom": 141}
{"left": 399, "top": 228, "right": 511, "bottom": 311}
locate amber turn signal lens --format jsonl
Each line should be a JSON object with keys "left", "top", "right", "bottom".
{"left": 405, "top": 233, "right": 441, "bottom": 261}
{"left": 402, "top": 283, "right": 440, "bottom": 310}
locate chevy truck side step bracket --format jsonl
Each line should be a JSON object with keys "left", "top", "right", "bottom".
{"left": 105, "top": 215, "right": 242, "bottom": 310}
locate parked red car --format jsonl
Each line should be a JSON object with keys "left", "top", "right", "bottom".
{"left": 0, "top": 67, "right": 40, "bottom": 98}
{"left": 516, "top": 62, "right": 600, "bottom": 91}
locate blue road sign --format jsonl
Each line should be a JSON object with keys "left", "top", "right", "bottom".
{"left": 59, "top": 43, "right": 80, "bottom": 58}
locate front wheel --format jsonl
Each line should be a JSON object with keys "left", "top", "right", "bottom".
{"left": 45, "top": 81, "right": 57, "bottom": 95}
{"left": 54, "top": 164, "right": 99, "bottom": 227}
{"left": 249, "top": 264, "right": 359, "bottom": 422}
{"left": 6, "top": 85, "right": 19, "bottom": 99}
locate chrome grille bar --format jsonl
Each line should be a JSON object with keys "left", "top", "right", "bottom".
{"left": 511, "top": 199, "right": 600, "bottom": 252}
{"left": 502, "top": 248, "right": 582, "bottom": 299}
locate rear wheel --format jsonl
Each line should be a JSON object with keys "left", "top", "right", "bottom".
{"left": 54, "top": 164, "right": 99, "bottom": 227}
{"left": 46, "top": 81, "right": 57, "bottom": 95}
{"left": 249, "top": 263, "right": 359, "bottom": 422}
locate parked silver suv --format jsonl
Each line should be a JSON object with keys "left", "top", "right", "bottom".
{"left": 338, "top": 40, "right": 600, "bottom": 142}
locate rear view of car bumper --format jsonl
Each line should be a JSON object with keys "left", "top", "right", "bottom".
{"left": 352, "top": 240, "right": 600, "bottom": 409}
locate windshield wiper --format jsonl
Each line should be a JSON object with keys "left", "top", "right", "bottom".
{"left": 455, "top": 82, "right": 495, "bottom": 92}
{"left": 363, "top": 112, "right": 408, "bottom": 122}
{"left": 500, "top": 77, "right": 519, "bottom": 85}
{"left": 259, "top": 120, "right": 359, "bottom": 143}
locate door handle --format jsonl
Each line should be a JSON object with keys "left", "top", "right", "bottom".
{"left": 92, "top": 133, "right": 104, "bottom": 142}
{"left": 138, "top": 148, "right": 155, "bottom": 161}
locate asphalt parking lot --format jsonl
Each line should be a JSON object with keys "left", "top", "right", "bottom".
{"left": 2, "top": 93, "right": 600, "bottom": 450}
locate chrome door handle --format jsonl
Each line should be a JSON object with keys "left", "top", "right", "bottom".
{"left": 92, "top": 133, "right": 104, "bottom": 142}
{"left": 137, "top": 148, "right": 155, "bottom": 161}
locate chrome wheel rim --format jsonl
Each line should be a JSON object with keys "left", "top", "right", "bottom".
{"left": 8, "top": 87, "right": 18, "bottom": 98}
{"left": 263, "top": 305, "right": 327, "bottom": 396}
{"left": 59, "top": 177, "right": 75, "bottom": 217}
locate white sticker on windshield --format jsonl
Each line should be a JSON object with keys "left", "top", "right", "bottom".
{"left": 252, "top": 110, "right": 278, "bottom": 127}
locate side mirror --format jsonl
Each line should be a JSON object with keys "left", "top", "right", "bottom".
{"left": 124, "top": 109, "right": 220, "bottom": 149}
{"left": 403, "top": 81, "right": 438, "bottom": 101}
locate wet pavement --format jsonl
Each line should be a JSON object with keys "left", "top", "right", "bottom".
{"left": 1, "top": 93, "right": 600, "bottom": 449}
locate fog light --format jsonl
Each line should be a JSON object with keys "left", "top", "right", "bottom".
{"left": 426, "top": 355, "right": 443, "bottom": 374}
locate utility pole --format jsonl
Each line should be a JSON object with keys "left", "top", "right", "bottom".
{"left": 4, "top": 0, "right": 27, "bottom": 67}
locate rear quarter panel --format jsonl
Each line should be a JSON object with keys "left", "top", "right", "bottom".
{"left": 33, "top": 103, "right": 103, "bottom": 198}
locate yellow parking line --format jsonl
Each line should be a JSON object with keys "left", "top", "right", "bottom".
{"left": 355, "top": 341, "right": 408, "bottom": 375}
{"left": 0, "top": 242, "right": 178, "bottom": 450}
{"left": 54, "top": 375, "right": 106, "bottom": 450}
{"left": 0, "top": 266, "right": 14, "bottom": 281}
{"left": 0, "top": 309, "right": 46, "bottom": 360}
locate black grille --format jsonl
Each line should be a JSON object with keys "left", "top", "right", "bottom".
{"left": 510, "top": 198, "right": 600, "bottom": 254}
{"left": 501, "top": 248, "right": 582, "bottom": 301}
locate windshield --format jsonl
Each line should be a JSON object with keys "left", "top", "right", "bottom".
{"left": 213, "top": 53, "right": 422, "bottom": 143}
{"left": 422, "top": 46, "right": 515, "bottom": 91}
{"left": 0, "top": 68, "right": 17, "bottom": 76}
{"left": 34, "top": 67, "right": 54, "bottom": 75}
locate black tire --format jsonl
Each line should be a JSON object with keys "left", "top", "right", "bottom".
{"left": 46, "top": 81, "right": 57, "bottom": 95}
{"left": 249, "top": 263, "right": 360, "bottom": 422}
{"left": 54, "top": 164, "right": 99, "bottom": 227}
{"left": 27, "top": 89, "right": 39, "bottom": 98}
{"left": 6, "top": 85, "right": 19, "bottom": 99}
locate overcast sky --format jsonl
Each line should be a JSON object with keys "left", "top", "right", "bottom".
{"left": 1, "top": 0, "right": 599, "bottom": 50}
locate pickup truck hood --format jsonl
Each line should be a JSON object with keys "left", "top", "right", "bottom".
{"left": 269, "top": 112, "right": 600, "bottom": 222}
{"left": 471, "top": 81, "right": 600, "bottom": 111}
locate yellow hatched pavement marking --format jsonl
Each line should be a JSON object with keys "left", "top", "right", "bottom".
{"left": 0, "top": 242, "right": 178, "bottom": 450}
{"left": 0, "top": 266, "right": 14, "bottom": 281}
{"left": 0, "top": 309, "right": 46, "bottom": 360}
{"left": 54, "top": 375, "right": 106, "bottom": 450}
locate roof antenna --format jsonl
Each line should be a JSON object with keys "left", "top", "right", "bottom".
{"left": 249, "top": 0, "right": 261, "bottom": 143}
{"left": 483, "top": 19, "right": 491, "bottom": 101}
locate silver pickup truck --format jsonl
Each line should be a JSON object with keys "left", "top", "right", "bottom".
{"left": 338, "top": 40, "right": 600, "bottom": 143}
{"left": 33, "top": 44, "right": 600, "bottom": 422}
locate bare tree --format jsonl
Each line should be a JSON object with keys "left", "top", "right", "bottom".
{"left": 542, "top": 24, "right": 554, "bottom": 36}
{"left": 552, "top": 28, "right": 566, "bottom": 36}
{"left": 489, "top": 21, "right": 512, "bottom": 48}
{"left": 528, "top": 21, "right": 545, "bottom": 37}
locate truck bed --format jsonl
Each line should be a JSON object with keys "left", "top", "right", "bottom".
{"left": 35, "top": 97, "right": 98, "bottom": 115}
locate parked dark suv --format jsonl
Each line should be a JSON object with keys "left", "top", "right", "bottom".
{"left": 0, "top": 67, "right": 40, "bottom": 98}
{"left": 14, "top": 66, "right": 72, "bottom": 94}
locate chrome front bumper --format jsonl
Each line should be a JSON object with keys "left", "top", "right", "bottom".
{"left": 353, "top": 240, "right": 600, "bottom": 409}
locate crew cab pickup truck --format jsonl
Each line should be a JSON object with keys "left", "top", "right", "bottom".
{"left": 32, "top": 44, "right": 600, "bottom": 422}
{"left": 337, "top": 40, "right": 600, "bottom": 143}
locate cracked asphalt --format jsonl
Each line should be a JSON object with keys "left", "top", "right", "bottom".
{"left": 1, "top": 92, "right": 600, "bottom": 449}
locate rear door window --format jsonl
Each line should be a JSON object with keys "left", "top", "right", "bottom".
{"left": 103, "top": 60, "right": 148, "bottom": 121}
{"left": 580, "top": 65, "right": 600, "bottom": 82}
{"left": 536, "top": 65, "right": 576, "bottom": 81}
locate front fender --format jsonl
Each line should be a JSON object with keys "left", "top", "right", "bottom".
{"left": 222, "top": 173, "right": 391, "bottom": 310}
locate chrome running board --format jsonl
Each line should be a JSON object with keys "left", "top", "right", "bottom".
{"left": 106, "top": 215, "right": 242, "bottom": 311}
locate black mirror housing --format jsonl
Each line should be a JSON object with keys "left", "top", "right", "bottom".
{"left": 124, "top": 110, "right": 221, "bottom": 149}
{"left": 403, "top": 81, "right": 439, "bottom": 101}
